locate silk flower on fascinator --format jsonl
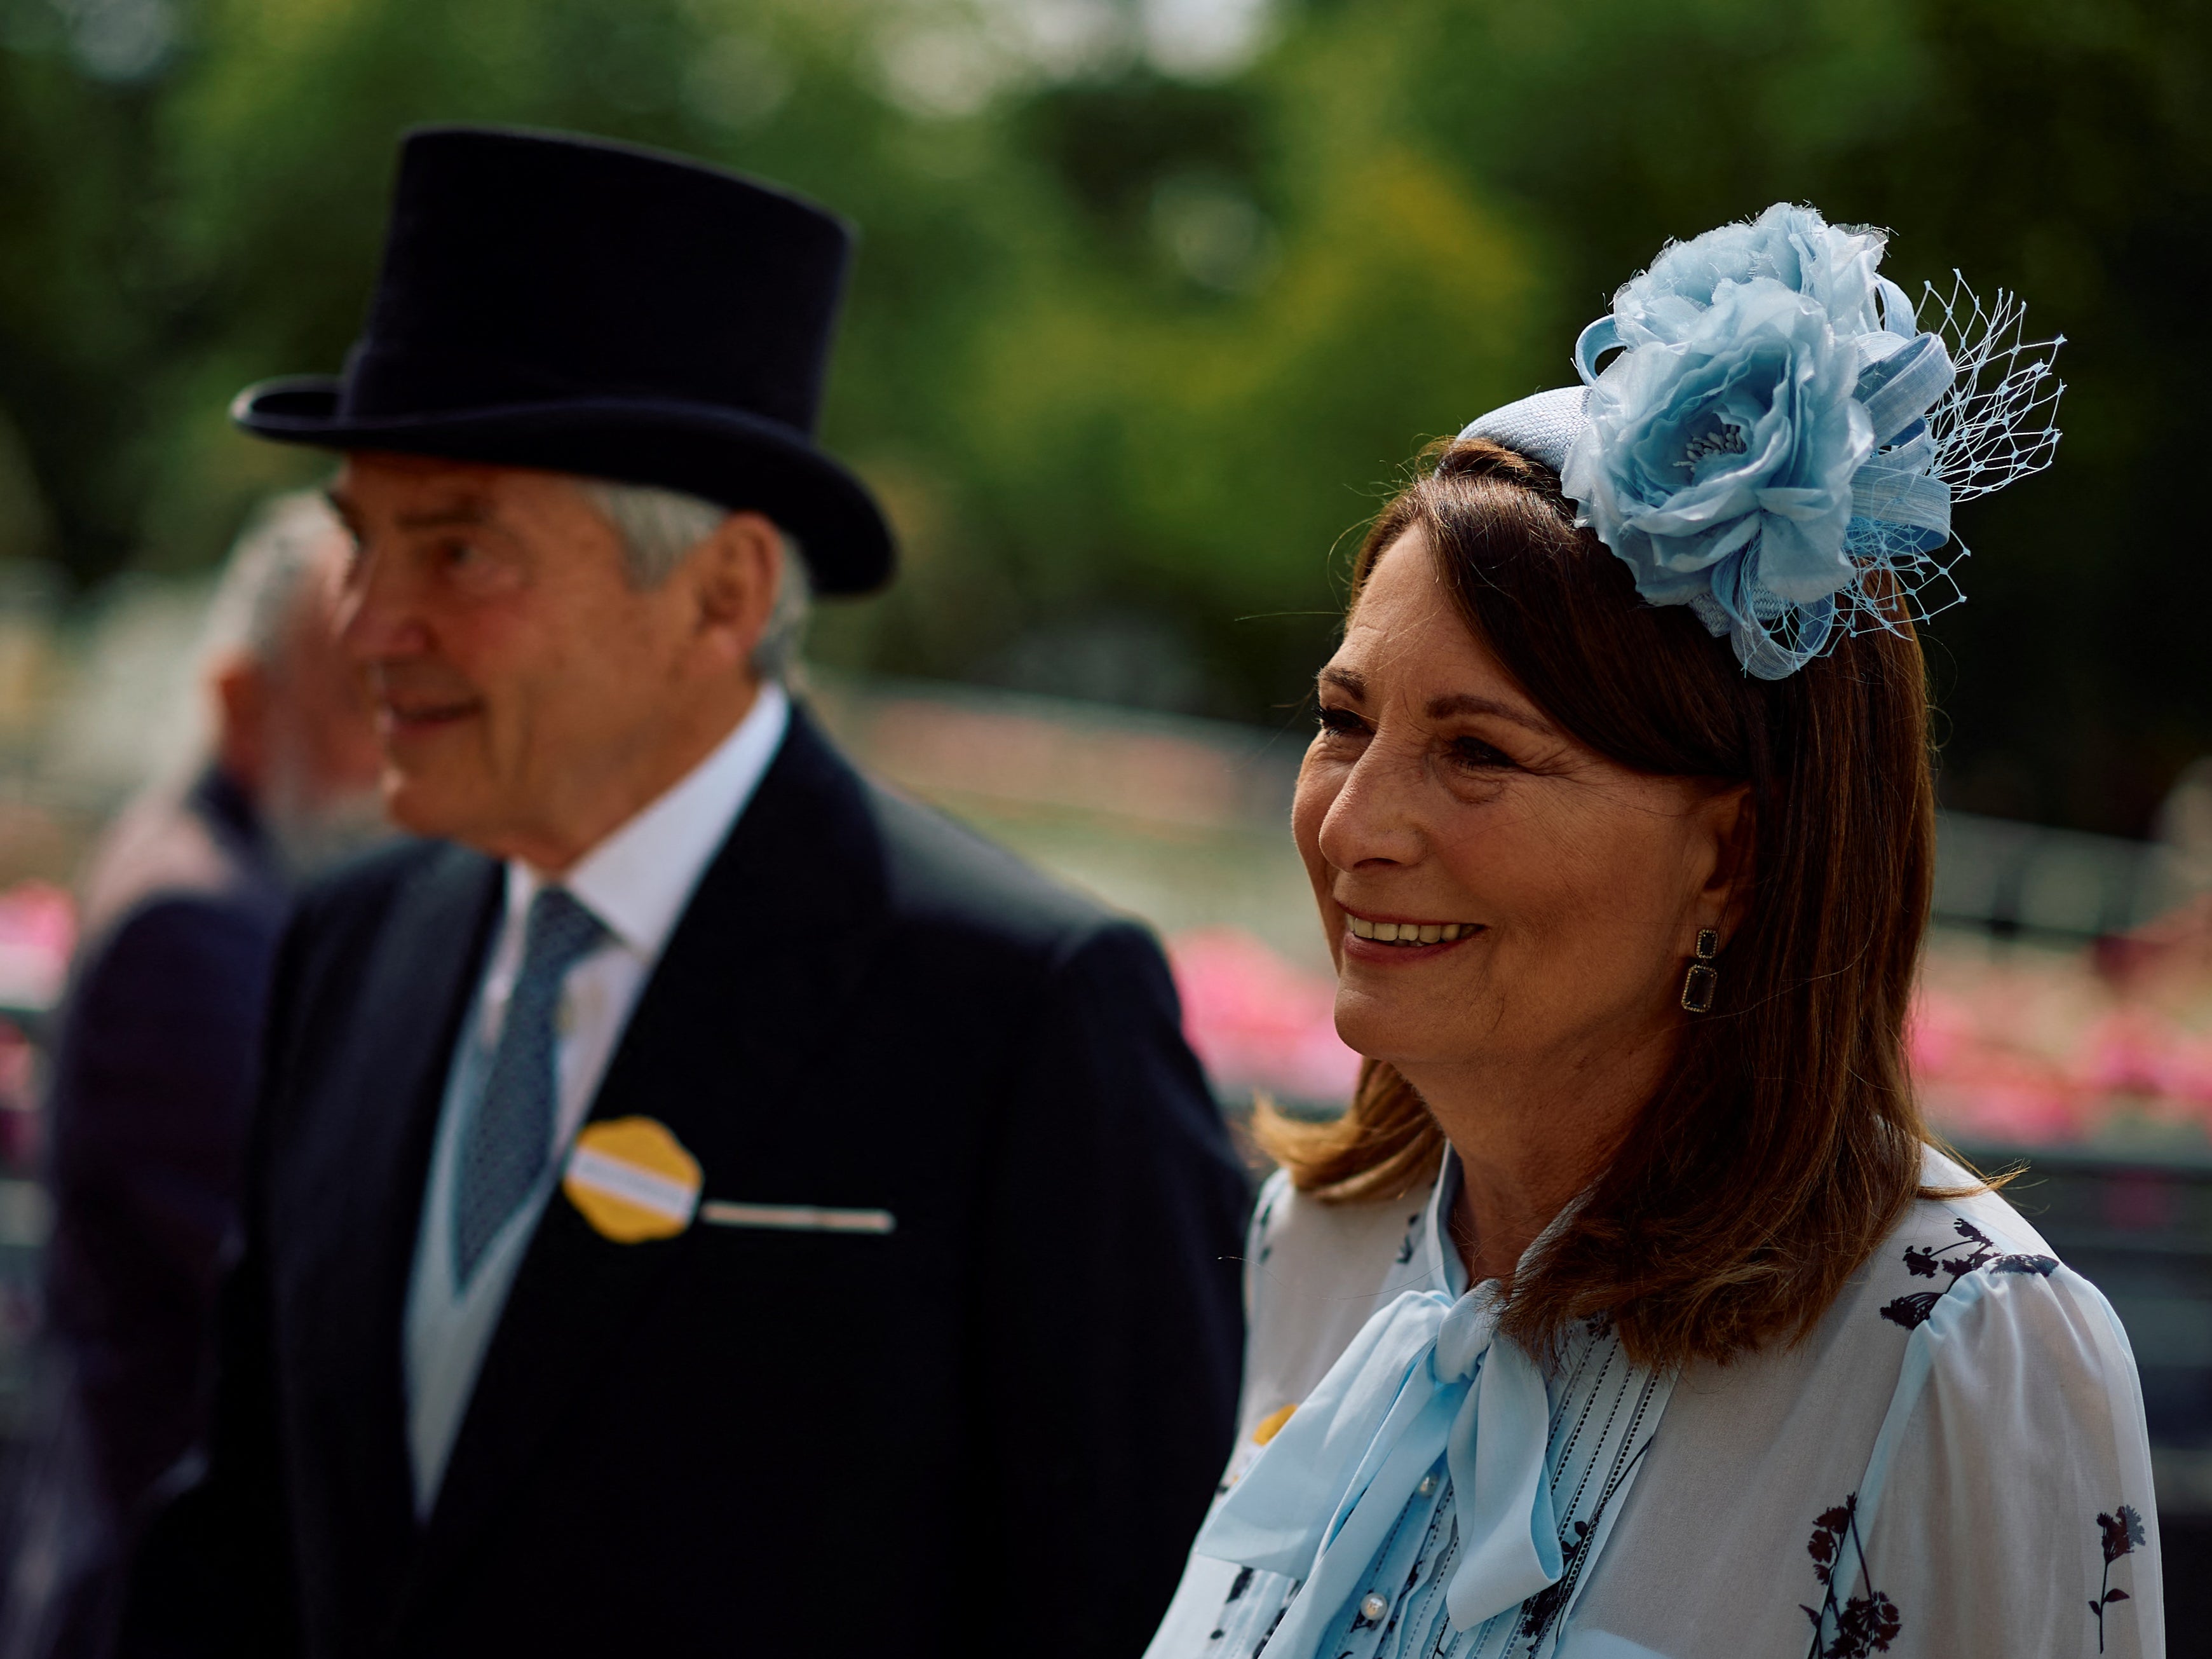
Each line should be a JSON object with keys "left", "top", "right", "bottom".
{"left": 1470, "top": 203, "right": 2065, "bottom": 679}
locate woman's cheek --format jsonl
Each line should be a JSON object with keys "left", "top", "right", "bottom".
{"left": 1291, "top": 763, "right": 1343, "bottom": 861}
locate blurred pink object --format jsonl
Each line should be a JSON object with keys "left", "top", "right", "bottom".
{"left": 2076, "top": 1011, "right": 2212, "bottom": 1107}
{"left": 1167, "top": 927, "right": 1361, "bottom": 1107}
{"left": 1910, "top": 929, "right": 2212, "bottom": 1147}
{"left": 1904, "top": 987, "right": 1976, "bottom": 1075}
{"left": 0, "top": 880, "right": 75, "bottom": 1012}
{"left": 1908, "top": 987, "right": 2082, "bottom": 1142}
{"left": 1168, "top": 920, "right": 2212, "bottom": 1145}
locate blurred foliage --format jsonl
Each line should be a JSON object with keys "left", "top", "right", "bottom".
{"left": 0, "top": 0, "right": 2206, "bottom": 831}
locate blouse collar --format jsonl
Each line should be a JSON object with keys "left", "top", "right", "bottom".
{"left": 1422, "top": 1142, "right": 1592, "bottom": 1306}
{"left": 1423, "top": 1146, "right": 1470, "bottom": 1299}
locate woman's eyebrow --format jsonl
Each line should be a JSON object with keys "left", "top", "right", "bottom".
{"left": 1425, "top": 692, "right": 1558, "bottom": 737}
{"left": 1319, "top": 667, "right": 1367, "bottom": 700}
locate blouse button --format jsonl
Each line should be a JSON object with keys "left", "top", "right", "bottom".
{"left": 1360, "top": 1593, "right": 1389, "bottom": 1622}
{"left": 1416, "top": 1473, "right": 1437, "bottom": 1496}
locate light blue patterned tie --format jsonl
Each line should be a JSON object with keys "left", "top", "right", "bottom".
{"left": 451, "top": 886, "right": 607, "bottom": 1288}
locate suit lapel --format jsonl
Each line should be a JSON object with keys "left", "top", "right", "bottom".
{"left": 287, "top": 842, "right": 501, "bottom": 1604}
{"left": 401, "top": 707, "right": 887, "bottom": 1605}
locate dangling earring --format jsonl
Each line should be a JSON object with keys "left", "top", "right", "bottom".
{"left": 1680, "top": 929, "right": 1720, "bottom": 1014}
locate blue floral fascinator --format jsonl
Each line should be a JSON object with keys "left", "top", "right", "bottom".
{"left": 1463, "top": 204, "right": 2063, "bottom": 678}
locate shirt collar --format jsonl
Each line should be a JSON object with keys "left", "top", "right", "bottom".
{"left": 1422, "top": 1144, "right": 1592, "bottom": 1304}
{"left": 1424, "top": 1147, "right": 1470, "bottom": 1298}
{"left": 510, "top": 681, "right": 790, "bottom": 960}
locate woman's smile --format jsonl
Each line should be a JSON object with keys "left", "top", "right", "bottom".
{"left": 1338, "top": 907, "right": 1484, "bottom": 960}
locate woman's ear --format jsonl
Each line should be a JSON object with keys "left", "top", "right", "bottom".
{"left": 1694, "top": 783, "right": 1756, "bottom": 946}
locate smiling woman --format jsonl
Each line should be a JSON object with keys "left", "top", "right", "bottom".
{"left": 1268, "top": 434, "right": 1930, "bottom": 1355}
{"left": 1145, "top": 205, "right": 2158, "bottom": 1659}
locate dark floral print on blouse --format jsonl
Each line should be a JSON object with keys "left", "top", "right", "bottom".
{"left": 2091, "top": 1504, "right": 2145, "bottom": 1653}
{"left": 1880, "top": 1217, "right": 2058, "bottom": 1331}
{"left": 1516, "top": 1520, "right": 1592, "bottom": 1642}
{"left": 1205, "top": 1566, "right": 1253, "bottom": 1644}
{"left": 1801, "top": 1494, "right": 1901, "bottom": 1658}
{"left": 1393, "top": 1207, "right": 1423, "bottom": 1267}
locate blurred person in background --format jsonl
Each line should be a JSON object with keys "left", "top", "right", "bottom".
{"left": 3, "top": 491, "right": 384, "bottom": 1659}
{"left": 122, "top": 127, "right": 1245, "bottom": 1659}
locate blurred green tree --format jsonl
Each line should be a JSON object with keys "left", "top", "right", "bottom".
{"left": 0, "top": 0, "right": 2204, "bottom": 831}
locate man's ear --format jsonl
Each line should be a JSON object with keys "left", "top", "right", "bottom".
{"left": 1695, "top": 782, "right": 1756, "bottom": 946}
{"left": 686, "top": 510, "right": 783, "bottom": 671}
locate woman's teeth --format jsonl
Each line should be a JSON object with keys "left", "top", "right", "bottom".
{"left": 1345, "top": 917, "right": 1473, "bottom": 946}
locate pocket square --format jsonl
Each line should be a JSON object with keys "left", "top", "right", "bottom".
{"left": 698, "top": 1201, "right": 895, "bottom": 1236}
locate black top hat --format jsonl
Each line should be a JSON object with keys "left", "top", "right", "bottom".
{"left": 233, "top": 125, "right": 893, "bottom": 595}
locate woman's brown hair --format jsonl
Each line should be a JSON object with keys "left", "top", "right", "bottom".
{"left": 1260, "top": 435, "right": 1966, "bottom": 1370}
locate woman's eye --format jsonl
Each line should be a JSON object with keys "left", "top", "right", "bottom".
{"left": 1451, "top": 736, "right": 1514, "bottom": 770}
{"left": 1316, "top": 706, "right": 1367, "bottom": 738}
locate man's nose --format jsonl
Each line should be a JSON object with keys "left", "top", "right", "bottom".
{"left": 338, "top": 545, "right": 432, "bottom": 662}
{"left": 1317, "top": 739, "right": 1427, "bottom": 872}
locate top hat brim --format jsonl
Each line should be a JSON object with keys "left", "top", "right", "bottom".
{"left": 233, "top": 378, "right": 894, "bottom": 596}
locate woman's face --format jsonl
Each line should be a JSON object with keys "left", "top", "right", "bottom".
{"left": 1293, "top": 530, "right": 1745, "bottom": 1088}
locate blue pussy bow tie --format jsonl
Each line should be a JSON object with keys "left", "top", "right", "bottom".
{"left": 1197, "top": 1286, "right": 1561, "bottom": 1659}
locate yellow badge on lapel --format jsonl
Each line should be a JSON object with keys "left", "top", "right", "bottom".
{"left": 562, "top": 1117, "right": 702, "bottom": 1243}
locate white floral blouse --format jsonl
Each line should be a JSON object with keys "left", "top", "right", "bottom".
{"left": 1145, "top": 1147, "right": 2165, "bottom": 1659}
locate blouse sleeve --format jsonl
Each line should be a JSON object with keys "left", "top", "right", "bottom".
{"left": 1847, "top": 1255, "right": 2164, "bottom": 1659}
{"left": 1234, "top": 1170, "right": 1292, "bottom": 1444}
{"left": 1142, "top": 1172, "right": 1300, "bottom": 1659}
{"left": 1245, "top": 1173, "right": 1291, "bottom": 1323}
{"left": 1144, "top": 1176, "right": 1448, "bottom": 1659}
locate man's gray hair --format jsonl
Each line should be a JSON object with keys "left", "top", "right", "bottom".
{"left": 574, "top": 478, "right": 811, "bottom": 682}
{"left": 198, "top": 490, "right": 346, "bottom": 671}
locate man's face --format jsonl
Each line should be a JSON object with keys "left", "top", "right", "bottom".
{"left": 328, "top": 453, "right": 733, "bottom": 867}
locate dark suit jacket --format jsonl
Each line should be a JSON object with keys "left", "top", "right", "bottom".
{"left": 6, "top": 768, "right": 287, "bottom": 1659}
{"left": 127, "top": 706, "right": 1247, "bottom": 1659}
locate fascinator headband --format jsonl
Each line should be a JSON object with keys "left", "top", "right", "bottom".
{"left": 1462, "top": 203, "right": 2063, "bottom": 679}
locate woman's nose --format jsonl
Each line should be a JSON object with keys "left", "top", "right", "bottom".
{"left": 1317, "top": 741, "right": 1427, "bottom": 872}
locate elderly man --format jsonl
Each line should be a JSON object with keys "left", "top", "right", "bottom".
{"left": 123, "top": 128, "right": 1245, "bottom": 1659}
{"left": 6, "top": 493, "right": 381, "bottom": 1659}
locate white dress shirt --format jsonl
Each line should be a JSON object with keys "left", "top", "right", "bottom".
{"left": 402, "top": 682, "right": 790, "bottom": 1514}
